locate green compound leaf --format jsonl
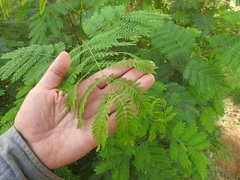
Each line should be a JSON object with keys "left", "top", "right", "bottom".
{"left": 0, "top": 0, "right": 9, "bottom": 19}
{"left": 92, "top": 92, "right": 113, "bottom": 151}
{"left": 39, "top": 0, "right": 47, "bottom": 14}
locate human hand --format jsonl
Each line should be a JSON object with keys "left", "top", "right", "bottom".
{"left": 14, "top": 52, "right": 155, "bottom": 170}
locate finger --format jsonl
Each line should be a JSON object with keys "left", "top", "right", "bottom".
{"left": 82, "top": 73, "right": 155, "bottom": 119}
{"left": 90, "top": 68, "right": 154, "bottom": 103}
{"left": 82, "top": 95, "right": 114, "bottom": 120}
{"left": 94, "top": 66, "right": 133, "bottom": 89}
{"left": 75, "top": 112, "right": 118, "bottom": 149}
{"left": 81, "top": 110, "right": 117, "bottom": 139}
{"left": 86, "top": 101, "right": 138, "bottom": 138}
{"left": 102, "top": 67, "right": 148, "bottom": 91}
{"left": 107, "top": 101, "right": 140, "bottom": 136}
{"left": 76, "top": 66, "right": 132, "bottom": 103}
{"left": 80, "top": 67, "right": 142, "bottom": 119}
{"left": 136, "top": 73, "right": 155, "bottom": 91}
{"left": 82, "top": 67, "right": 149, "bottom": 105}
{"left": 107, "top": 112, "right": 117, "bottom": 136}
{"left": 36, "top": 51, "right": 70, "bottom": 90}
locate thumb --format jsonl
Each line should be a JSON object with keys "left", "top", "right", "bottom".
{"left": 36, "top": 51, "right": 70, "bottom": 90}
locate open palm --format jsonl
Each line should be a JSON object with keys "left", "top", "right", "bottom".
{"left": 14, "top": 52, "right": 155, "bottom": 170}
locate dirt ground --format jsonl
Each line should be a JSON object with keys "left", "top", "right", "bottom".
{"left": 214, "top": 98, "right": 240, "bottom": 179}
{"left": 219, "top": 98, "right": 240, "bottom": 131}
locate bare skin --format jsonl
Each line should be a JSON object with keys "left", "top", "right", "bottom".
{"left": 14, "top": 52, "right": 155, "bottom": 170}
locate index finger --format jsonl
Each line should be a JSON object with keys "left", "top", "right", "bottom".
{"left": 76, "top": 66, "right": 133, "bottom": 102}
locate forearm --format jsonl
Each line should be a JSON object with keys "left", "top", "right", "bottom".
{"left": 0, "top": 126, "right": 61, "bottom": 180}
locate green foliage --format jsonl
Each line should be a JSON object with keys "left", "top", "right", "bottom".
{"left": 0, "top": 43, "right": 65, "bottom": 83}
{"left": 54, "top": 166, "right": 80, "bottom": 180}
{"left": 83, "top": 5, "right": 169, "bottom": 40}
{"left": 151, "top": 21, "right": 201, "bottom": 65}
{"left": 39, "top": 0, "right": 47, "bottom": 14}
{"left": 95, "top": 138, "right": 133, "bottom": 180}
{"left": 96, "top": 139, "right": 177, "bottom": 180}
{"left": 138, "top": 98, "right": 176, "bottom": 140}
{"left": 92, "top": 91, "right": 112, "bottom": 151}
{"left": 208, "top": 33, "right": 240, "bottom": 87}
{"left": 231, "top": 86, "right": 240, "bottom": 104}
{"left": 0, "top": 89, "right": 4, "bottom": 96}
{"left": 112, "top": 59, "right": 156, "bottom": 75}
{"left": 193, "top": 13, "right": 215, "bottom": 36}
{"left": 170, "top": 122, "right": 210, "bottom": 178}
{"left": 183, "top": 59, "right": 227, "bottom": 99}
{"left": 77, "top": 78, "right": 102, "bottom": 123}
{"left": 200, "top": 107, "right": 217, "bottom": 133}
{"left": 0, "top": 43, "right": 65, "bottom": 131}
{"left": 29, "top": 0, "right": 70, "bottom": 45}
{"left": 1, "top": 0, "right": 240, "bottom": 179}
{"left": 0, "top": 0, "right": 8, "bottom": 18}
{"left": 21, "top": 0, "right": 26, "bottom": 6}
{"left": 165, "top": 83, "right": 199, "bottom": 124}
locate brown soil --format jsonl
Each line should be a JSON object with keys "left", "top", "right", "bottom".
{"left": 214, "top": 98, "right": 240, "bottom": 179}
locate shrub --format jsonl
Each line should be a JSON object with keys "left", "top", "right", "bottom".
{"left": 1, "top": 0, "right": 240, "bottom": 179}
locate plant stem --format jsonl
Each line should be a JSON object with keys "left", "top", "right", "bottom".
{"left": 67, "top": 14, "right": 81, "bottom": 46}
{"left": 79, "top": 0, "right": 84, "bottom": 44}
{"left": 79, "top": 0, "right": 85, "bottom": 77}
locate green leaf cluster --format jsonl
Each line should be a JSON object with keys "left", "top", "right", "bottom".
{"left": 0, "top": 43, "right": 65, "bottom": 133}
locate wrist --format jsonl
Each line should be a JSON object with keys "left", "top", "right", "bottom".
{"left": 14, "top": 126, "right": 56, "bottom": 170}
